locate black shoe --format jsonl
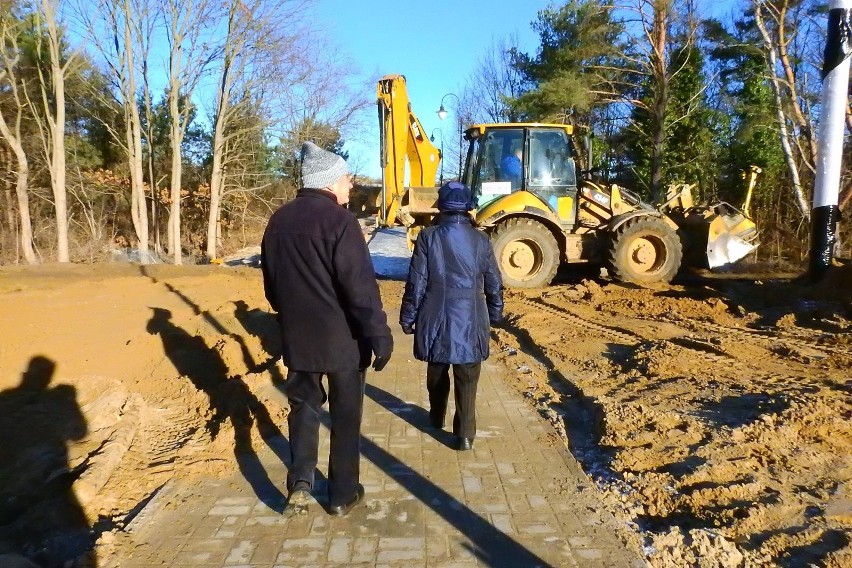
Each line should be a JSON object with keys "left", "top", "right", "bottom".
{"left": 457, "top": 437, "right": 473, "bottom": 451}
{"left": 283, "top": 481, "right": 311, "bottom": 516}
{"left": 328, "top": 484, "right": 365, "bottom": 517}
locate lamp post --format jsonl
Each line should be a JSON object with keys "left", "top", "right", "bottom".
{"left": 437, "top": 93, "right": 463, "bottom": 179}
{"left": 430, "top": 128, "right": 444, "bottom": 185}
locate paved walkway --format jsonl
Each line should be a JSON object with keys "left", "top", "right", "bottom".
{"left": 119, "top": 325, "right": 644, "bottom": 568}
{"left": 117, "top": 229, "right": 643, "bottom": 567}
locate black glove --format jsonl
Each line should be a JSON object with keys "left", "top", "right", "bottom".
{"left": 401, "top": 323, "right": 414, "bottom": 335}
{"left": 369, "top": 335, "right": 393, "bottom": 372}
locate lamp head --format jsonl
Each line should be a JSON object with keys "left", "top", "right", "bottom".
{"left": 437, "top": 104, "right": 448, "bottom": 120}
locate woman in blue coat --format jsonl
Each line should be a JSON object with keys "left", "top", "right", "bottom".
{"left": 400, "top": 182, "right": 503, "bottom": 451}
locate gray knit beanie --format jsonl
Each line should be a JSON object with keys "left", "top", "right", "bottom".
{"left": 300, "top": 141, "right": 349, "bottom": 189}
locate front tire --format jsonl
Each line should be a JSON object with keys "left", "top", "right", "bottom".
{"left": 491, "top": 218, "right": 560, "bottom": 288}
{"left": 607, "top": 216, "right": 682, "bottom": 284}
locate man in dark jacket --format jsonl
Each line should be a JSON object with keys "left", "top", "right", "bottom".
{"left": 261, "top": 141, "right": 393, "bottom": 516}
{"left": 399, "top": 181, "right": 503, "bottom": 451}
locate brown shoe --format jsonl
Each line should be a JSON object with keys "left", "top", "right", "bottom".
{"left": 328, "top": 484, "right": 365, "bottom": 517}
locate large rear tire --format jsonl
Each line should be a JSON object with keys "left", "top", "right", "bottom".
{"left": 491, "top": 218, "right": 560, "bottom": 288}
{"left": 607, "top": 216, "right": 682, "bottom": 284}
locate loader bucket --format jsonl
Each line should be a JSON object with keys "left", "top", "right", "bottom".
{"left": 673, "top": 202, "right": 758, "bottom": 269}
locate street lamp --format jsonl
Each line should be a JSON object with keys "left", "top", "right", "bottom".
{"left": 430, "top": 128, "right": 445, "bottom": 185}
{"left": 437, "top": 92, "right": 463, "bottom": 179}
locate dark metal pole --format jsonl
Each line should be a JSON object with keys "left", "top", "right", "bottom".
{"left": 437, "top": 93, "right": 462, "bottom": 180}
{"left": 440, "top": 139, "right": 445, "bottom": 185}
{"left": 810, "top": 0, "right": 852, "bottom": 281}
{"left": 431, "top": 128, "right": 444, "bottom": 185}
{"left": 457, "top": 116, "right": 463, "bottom": 181}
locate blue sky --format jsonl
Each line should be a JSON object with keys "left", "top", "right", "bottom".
{"left": 309, "top": 0, "right": 744, "bottom": 180}
{"left": 309, "top": 0, "right": 554, "bottom": 179}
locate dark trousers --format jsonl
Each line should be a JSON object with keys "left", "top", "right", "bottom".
{"left": 283, "top": 368, "right": 365, "bottom": 507}
{"left": 426, "top": 362, "right": 481, "bottom": 439}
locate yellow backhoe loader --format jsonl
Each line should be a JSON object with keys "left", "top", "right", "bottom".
{"left": 376, "top": 74, "right": 759, "bottom": 288}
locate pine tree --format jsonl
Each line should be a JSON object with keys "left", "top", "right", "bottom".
{"left": 510, "top": 0, "right": 626, "bottom": 127}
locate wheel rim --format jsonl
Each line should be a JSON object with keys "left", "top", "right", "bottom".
{"left": 627, "top": 235, "right": 667, "bottom": 274}
{"left": 502, "top": 238, "right": 543, "bottom": 280}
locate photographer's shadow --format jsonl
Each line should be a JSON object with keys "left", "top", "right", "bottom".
{"left": 0, "top": 356, "right": 94, "bottom": 566}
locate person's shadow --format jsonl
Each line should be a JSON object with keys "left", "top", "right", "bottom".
{"left": 0, "top": 356, "right": 95, "bottom": 566}
{"left": 231, "top": 301, "right": 334, "bottom": 503}
{"left": 146, "top": 307, "right": 290, "bottom": 511}
{"left": 233, "top": 300, "right": 285, "bottom": 386}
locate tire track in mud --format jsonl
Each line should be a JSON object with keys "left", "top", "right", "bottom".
{"left": 73, "top": 393, "right": 213, "bottom": 530}
{"left": 504, "top": 292, "right": 852, "bottom": 567}
{"left": 651, "top": 315, "right": 852, "bottom": 360}
{"left": 519, "top": 296, "right": 835, "bottom": 393}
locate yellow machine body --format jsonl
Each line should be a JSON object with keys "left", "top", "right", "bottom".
{"left": 376, "top": 75, "right": 441, "bottom": 227}
{"left": 373, "top": 76, "right": 759, "bottom": 285}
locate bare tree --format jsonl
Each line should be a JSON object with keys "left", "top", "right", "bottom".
{"left": 164, "top": 0, "right": 216, "bottom": 265}
{"left": 618, "top": 0, "right": 678, "bottom": 200}
{"left": 205, "top": 0, "right": 310, "bottom": 260}
{"left": 78, "top": 0, "right": 152, "bottom": 260}
{"left": 275, "top": 43, "right": 369, "bottom": 182}
{"left": 461, "top": 34, "right": 526, "bottom": 124}
{"left": 0, "top": 5, "right": 37, "bottom": 264}
{"left": 646, "top": 0, "right": 669, "bottom": 199}
{"left": 616, "top": 0, "right": 711, "bottom": 199}
{"left": 139, "top": 5, "right": 161, "bottom": 253}
{"left": 753, "top": 0, "right": 811, "bottom": 219}
{"left": 32, "top": 0, "right": 77, "bottom": 262}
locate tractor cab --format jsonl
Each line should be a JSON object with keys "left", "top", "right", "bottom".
{"left": 463, "top": 124, "right": 579, "bottom": 227}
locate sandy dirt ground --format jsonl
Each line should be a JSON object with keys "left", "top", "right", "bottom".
{"left": 0, "top": 263, "right": 850, "bottom": 567}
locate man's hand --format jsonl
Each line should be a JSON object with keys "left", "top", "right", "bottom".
{"left": 369, "top": 335, "right": 393, "bottom": 372}
{"left": 401, "top": 323, "right": 414, "bottom": 335}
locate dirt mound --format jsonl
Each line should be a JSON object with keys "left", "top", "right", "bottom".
{"left": 544, "top": 280, "right": 751, "bottom": 327}
{"left": 499, "top": 276, "right": 852, "bottom": 567}
{"left": 2, "top": 265, "right": 849, "bottom": 567}
{"left": 0, "top": 265, "right": 290, "bottom": 566}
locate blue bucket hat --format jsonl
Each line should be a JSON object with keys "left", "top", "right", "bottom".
{"left": 437, "top": 181, "right": 474, "bottom": 212}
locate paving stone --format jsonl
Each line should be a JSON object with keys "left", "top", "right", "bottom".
{"left": 350, "top": 537, "right": 378, "bottom": 563}
{"left": 225, "top": 540, "right": 255, "bottom": 564}
{"left": 209, "top": 505, "right": 252, "bottom": 515}
{"left": 245, "top": 515, "right": 284, "bottom": 527}
{"left": 378, "top": 537, "right": 425, "bottom": 550}
{"left": 527, "top": 494, "right": 548, "bottom": 509}
{"left": 326, "top": 537, "right": 351, "bottom": 563}
{"left": 250, "top": 538, "right": 282, "bottom": 564}
{"left": 113, "top": 319, "right": 645, "bottom": 567}
{"left": 568, "top": 535, "right": 593, "bottom": 547}
{"left": 461, "top": 476, "right": 481, "bottom": 493}
{"left": 490, "top": 513, "right": 514, "bottom": 534}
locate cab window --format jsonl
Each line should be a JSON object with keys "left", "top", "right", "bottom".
{"left": 528, "top": 129, "right": 576, "bottom": 210}
{"left": 472, "top": 128, "right": 524, "bottom": 208}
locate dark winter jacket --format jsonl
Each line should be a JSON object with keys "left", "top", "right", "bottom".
{"left": 399, "top": 212, "right": 503, "bottom": 364}
{"left": 261, "top": 189, "right": 392, "bottom": 372}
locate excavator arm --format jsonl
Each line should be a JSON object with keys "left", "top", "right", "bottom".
{"left": 376, "top": 74, "right": 441, "bottom": 226}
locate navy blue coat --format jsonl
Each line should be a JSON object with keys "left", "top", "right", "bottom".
{"left": 399, "top": 213, "right": 503, "bottom": 364}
